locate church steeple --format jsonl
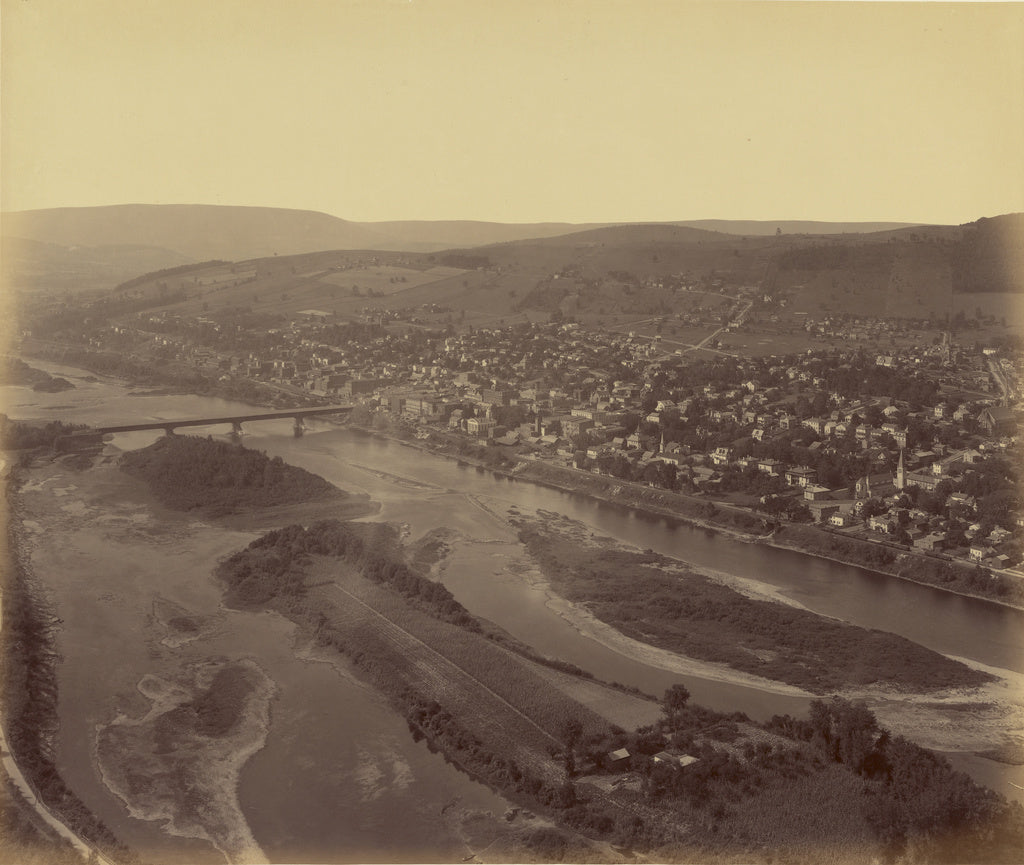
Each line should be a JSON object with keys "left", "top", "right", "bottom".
{"left": 896, "top": 449, "right": 906, "bottom": 490}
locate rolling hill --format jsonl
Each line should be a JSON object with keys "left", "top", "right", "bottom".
{"left": 83, "top": 215, "right": 1017, "bottom": 332}
{"left": 3, "top": 204, "right": 939, "bottom": 277}
{"left": 363, "top": 219, "right": 609, "bottom": 248}
{"left": 676, "top": 219, "right": 920, "bottom": 236}
{"left": 1, "top": 204, "right": 395, "bottom": 261}
{"left": 6, "top": 206, "right": 1021, "bottom": 329}
{"left": 1, "top": 235, "right": 193, "bottom": 296}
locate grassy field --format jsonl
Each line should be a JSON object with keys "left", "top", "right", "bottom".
{"left": 724, "top": 763, "right": 876, "bottom": 855}
{"left": 716, "top": 330, "right": 820, "bottom": 356}
{"left": 521, "top": 662, "right": 662, "bottom": 731}
{"left": 316, "top": 264, "right": 466, "bottom": 295}
{"left": 305, "top": 559, "right": 617, "bottom": 773}
{"left": 208, "top": 514, "right": 1023, "bottom": 861}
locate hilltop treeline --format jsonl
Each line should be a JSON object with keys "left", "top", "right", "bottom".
{"left": 777, "top": 243, "right": 896, "bottom": 274}
{"left": 951, "top": 215, "right": 1024, "bottom": 293}
{"left": 774, "top": 217, "right": 1024, "bottom": 294}
{"left": 119, "top": 435, "right": 342, "bottom": 513}
{"left": 435, "top": 252, "right": 491, "bottom": 269}
{"left": 217, "top": 520, "right": 478, "bottom": 628}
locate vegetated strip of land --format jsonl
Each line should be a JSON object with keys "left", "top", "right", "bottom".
{"left": 21, "top": 340, "right": 311, "bottom": 409}
{"left": 217, "top": 520, "right": 1024, "bottom": 862}
{"left": 351, "top": 419, "right": 1024, "bottom": 610}
{"left": 0, "top": 770, "right": 89, "bottom": 865}
{"left": 218, "top": 521, "right": 630, "bottom": 783}
{"left": 766, "top": 522, "right": 1024, "bottom": 606}
{"left": 0, "top": 356, "right": 75, "bottom": 393}
{"left": 512, "top": 459, "right": 1024, "bottom": 609}
{"left": 511, "top": 513, "right": 992, "bottom": 695}
{"left": 117, "top": 434, "right": 372, "bottom": 517}
{"left": 94, "top": 659, "right": 274, "bottom": 864}
{"left": 0, "top": 415, "right": 89, "bottom": 452}
{"left": 1, "top": 479, "right": 137, "bottom": 865}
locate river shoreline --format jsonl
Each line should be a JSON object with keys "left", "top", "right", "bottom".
{"left": 346, "top": 422, "right": 1024, "bottom": 614}
{"left": 8, "top": 407, "right": 1024, "bottom": 855}
{"left": 10, "top": 352, "right": 1021, "bottom": 612}
{"left": 4, "top": 446, "right": 588, "bottom": 864}
{"left": 2, "top": 466, "right": 140, "bottom": 865}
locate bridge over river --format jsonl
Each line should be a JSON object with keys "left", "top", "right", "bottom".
{"left": 59, "top": 404, "right": 354, "bottom": 443}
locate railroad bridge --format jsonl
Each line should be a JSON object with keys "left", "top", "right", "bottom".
{"left": 58, "top": 405, "right": 354, "bottom": 445}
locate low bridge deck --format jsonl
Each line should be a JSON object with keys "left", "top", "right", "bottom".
{"left": 67, "top": 405, "right": 354, "bottom": 436}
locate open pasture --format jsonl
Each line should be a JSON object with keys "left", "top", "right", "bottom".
{"left": 317, "top": 264, "right": 467, "bottom": 295}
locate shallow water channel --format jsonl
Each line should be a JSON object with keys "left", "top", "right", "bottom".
{"left": 5, "top": 361, "right": 1024, "bottom": 859}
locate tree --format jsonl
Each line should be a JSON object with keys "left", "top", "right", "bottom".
{"left": 808, "top": 696, "right": 881, "bottom": 774}
{"left": 786, "top": 500, "right": 813, "bottom": 522}
{"left": 861, "top": 498, "right": 889, "bottom": 519}
{"left": 663, "top": 684, "right": 691, "bottom": 728}
{"left": 562, "top": 718, "right": 583, "bottom": 776}
{"left": 643, "top": 460, "right": 677, "bottom": 490}
{"left": 978, "top": 489, "right": 1019, "bottom": 530}
{"left": 621, "top": 412, "right": 641, "bottom": 435}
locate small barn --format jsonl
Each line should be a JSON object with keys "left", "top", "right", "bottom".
{"left": 652, "top": 751, "right": 699, "bottom": 770}
{"left": 605, "top": 748, "right": 631, "bottom": 770}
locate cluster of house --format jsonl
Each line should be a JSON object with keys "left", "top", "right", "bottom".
{"left": 376, "top": 370, "right": 1020, "bottom": 565}
{"left": 807, "top": 448, "right": 1019, "bottom": 568}
{"left": 604, "top": 748, "right": 698, "bottom": 773}
{"left": 93, "top": 314, "right": 1022, "bottom": 570}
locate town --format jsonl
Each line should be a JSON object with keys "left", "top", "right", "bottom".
{"left": 5, "top": 3, "right": 1024, "bottom": 861}
{"left": 23, "top": 278, "right": 1022, "bottom": 589}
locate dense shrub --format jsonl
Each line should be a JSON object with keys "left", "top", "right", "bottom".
{"left": 0, "top": 414, "right": 87, "bottom": 450}
{"left": 119, "top": 435, "right": 342, "bottom": 512}
{"left": 517, "top": 525, "right": 992, "bottom": 693}
{"left": 218, "top": 520, "right": 479, "bottom": 628}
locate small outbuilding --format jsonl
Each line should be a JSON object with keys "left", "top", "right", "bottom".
{"left": 652, "top": 751, "right": 699, "bottom": 770}
{"left": 605, "top": 748, "right": 631, "bottom": 770}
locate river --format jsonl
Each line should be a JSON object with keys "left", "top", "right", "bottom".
{"left": 4, "top": 359, "right": 1024, "bottom": 859}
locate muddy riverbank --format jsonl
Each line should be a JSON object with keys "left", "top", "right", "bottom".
{"left": 6, "top": 449, "right": 531, "bottom": 863}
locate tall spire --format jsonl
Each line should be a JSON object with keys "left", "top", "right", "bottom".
{"left": 896, "top": 448, "right": 906, "bottom": 490}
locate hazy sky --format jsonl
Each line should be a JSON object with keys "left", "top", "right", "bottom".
{"left": 2, "top": 0, "right": 1022, "bottom": 224}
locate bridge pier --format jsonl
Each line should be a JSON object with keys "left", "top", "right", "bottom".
{"left": 73, "top": 405, "right": 353, "bottom": 440}
{"left": 293, "top": 416, "right": 305, "bottom": 438}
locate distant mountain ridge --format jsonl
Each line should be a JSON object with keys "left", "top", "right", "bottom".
{"left": 674, "top": 219, "right": 921, "bottom": 236}
{"left": 2, "top": 204, "right": 394, "bottom": 261}
{"left": 3, "top": 203, "right": 929, "bottom": 263}
{"left": 5, "top": 205, "right": 1020, "bottom": 305}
